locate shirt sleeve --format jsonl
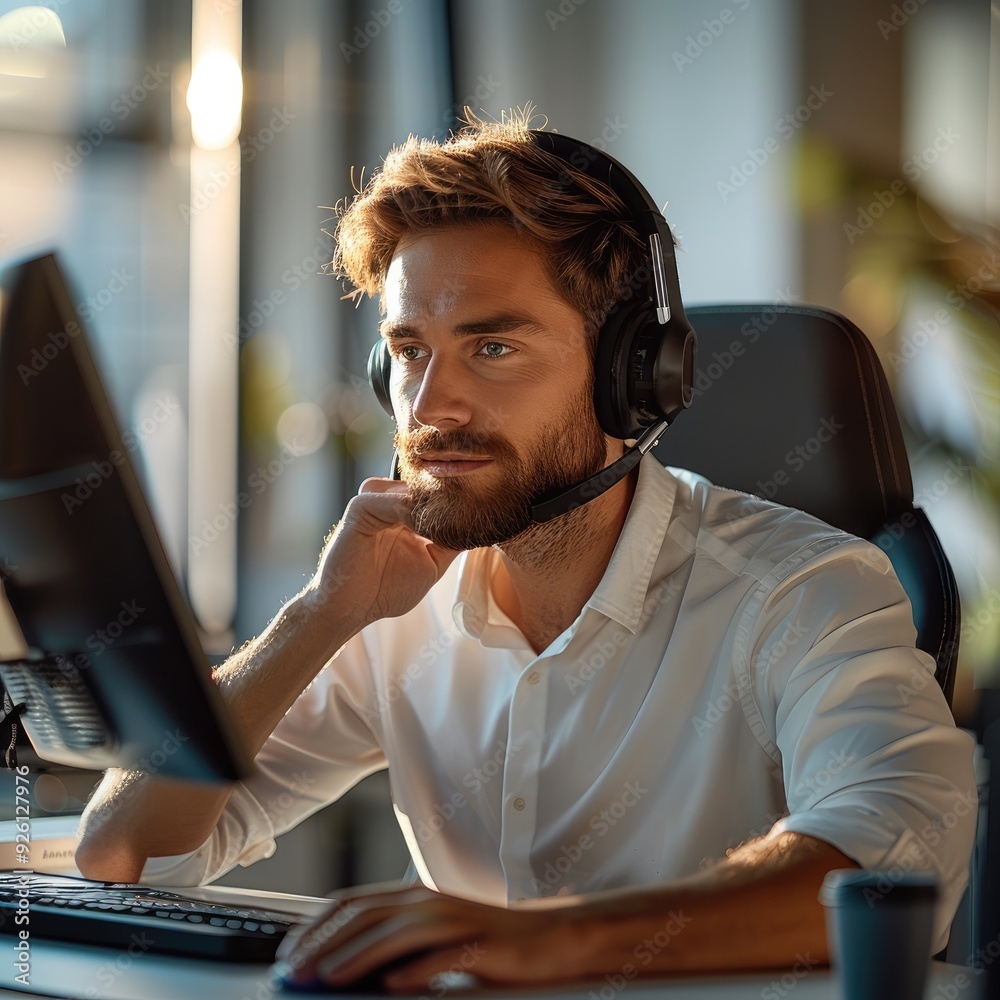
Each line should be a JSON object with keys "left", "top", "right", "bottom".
{"left": 735, "top": 533, "right": 977, "bottom": 955}
{"left": 140, "top": 630, "right": 388, "bottom": 886}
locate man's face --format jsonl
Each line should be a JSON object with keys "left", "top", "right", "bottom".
{"left": 382, "top": 222, "right": 611, "bottom": 550}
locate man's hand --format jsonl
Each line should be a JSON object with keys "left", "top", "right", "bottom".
{"left": 309, "top": 479, "right": 460, "bottom": 631}
{"left": 274, "top": 885, "right": 595, "bottom": 993}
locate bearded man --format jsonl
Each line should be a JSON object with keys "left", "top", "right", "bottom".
{"left": 76, "top": 111, "right": 976, "bottom": 992}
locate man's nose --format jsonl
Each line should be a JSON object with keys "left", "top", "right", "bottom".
{"left": 408, "top": 354, "right": 473, "bottom": 429}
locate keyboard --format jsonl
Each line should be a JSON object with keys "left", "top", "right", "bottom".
{"left": 0, "top": 870, "right": 300, "bottom": 962}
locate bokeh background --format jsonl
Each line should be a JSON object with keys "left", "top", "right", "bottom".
{"left": 0, "top": 0, "right": 997, "bottom": 897}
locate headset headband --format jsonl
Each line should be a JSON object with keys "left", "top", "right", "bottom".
{"left": 528, "top": 130, "right": 686, "bottom": 332}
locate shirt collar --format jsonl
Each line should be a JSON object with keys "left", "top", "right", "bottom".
{"left": 452, "top": 455, "right": 679, "bottom": 640}
{"left": 452, "top": 548, "right": 526, "bottom": 647}
{"left": 585, "top": 454, "right": 678, "bottom": 632}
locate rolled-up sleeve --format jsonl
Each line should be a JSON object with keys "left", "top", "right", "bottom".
{"left": 737, "top": 535, "right": 977, "bottom": 954}
{"left": 141, "top": 631, "right": 388, "bottom": 886}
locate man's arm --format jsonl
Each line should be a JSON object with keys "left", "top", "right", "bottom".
{"left": 74, "top": 588, "right": 356, "bottom": 882}
{"left": 274, "top": 831, "right": 857, "bottom": 990}
{"left": 75, "top": 481, "right": 458, "bottom": 883}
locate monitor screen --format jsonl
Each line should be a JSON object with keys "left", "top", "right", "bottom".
{"left": 0, "top": 252, "right": 248, "bottom": 784}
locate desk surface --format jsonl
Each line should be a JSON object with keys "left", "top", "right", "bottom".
{"left": 0, "top": 885, "right": 984, "bottom": 1000}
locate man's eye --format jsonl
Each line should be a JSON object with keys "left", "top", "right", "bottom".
{"left": 480, "top": 342, "right": 513, "bottom": 358}
{"left": 397, "top": 345, "right": 427, "bottom": 361}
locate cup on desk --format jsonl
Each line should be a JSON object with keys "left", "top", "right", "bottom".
{"left": 819, "top": 869, "right": 937, "bottom": 1000}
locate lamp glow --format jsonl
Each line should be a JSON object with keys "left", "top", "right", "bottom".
{"left": 186, "top": 51, "right": 242, "bottom": 150}
{"left": 0, "top": 5, "right": 65, "bottom": 78}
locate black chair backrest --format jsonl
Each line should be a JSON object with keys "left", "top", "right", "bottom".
{"left": 654, "top": 304, "right": 959, "bottom": 703}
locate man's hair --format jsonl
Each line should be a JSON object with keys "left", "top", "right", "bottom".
{"left": 332, "top": 108, "right": 653, "bottom": 340}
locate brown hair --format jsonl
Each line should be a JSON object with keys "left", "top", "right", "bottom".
{"left": 332, "top": 108, "right": 651, "bottom": 340}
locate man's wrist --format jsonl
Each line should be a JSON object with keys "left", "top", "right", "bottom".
{"left": 297, "top": 578, "right": 367, "bottom": 648}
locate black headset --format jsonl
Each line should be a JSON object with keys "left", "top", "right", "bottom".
{"left": 366, "top": 129, "right": 696, "bottom": 522}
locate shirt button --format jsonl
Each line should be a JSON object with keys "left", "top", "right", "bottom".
{"left": 527, "top": 672, "right": 540, "bottom": 685}
{"left": 512, "top": 796, "right": 526, "bottom": 811}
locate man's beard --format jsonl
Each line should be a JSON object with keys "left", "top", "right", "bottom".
{"left": 396, "top": 392, "right": 608, "bottom": 551}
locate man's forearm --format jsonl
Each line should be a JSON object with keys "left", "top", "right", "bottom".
{"left": 275, "top": 832, "right": 862, "bottom": 989}
{"left": 574, "top": 833, "right": 859, "bottom": 975}
{"left": 76, "top": 586, "right": 360, "bottom": 882}
{"left": 211, "top": 585, "right": 360, "bottom": 757}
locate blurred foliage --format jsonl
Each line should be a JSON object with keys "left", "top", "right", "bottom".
{"left": 795, "top": 133, "right": 1000, "bottom": 710}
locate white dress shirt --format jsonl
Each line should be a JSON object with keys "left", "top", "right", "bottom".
{"left": 142, "top": 457, "right": 976, "bottom": 952}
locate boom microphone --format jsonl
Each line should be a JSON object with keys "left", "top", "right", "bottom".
{"left": 529, "top": 420, "right": 669, "bottom": 523}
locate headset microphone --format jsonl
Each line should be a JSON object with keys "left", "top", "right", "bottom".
{"left": 528, "top": 419, "right": 668, "bottom": 522}
{"left": 366, "top": 129, "right": 696, "bottom": 522}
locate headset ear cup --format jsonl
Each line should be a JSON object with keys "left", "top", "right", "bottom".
{"left": 655, "top": 326, "right": 696, "bottom": 420}
{"left": 594, "top": 303, "right": 696, "bottom": 439}
{"left": 593, "top": 308, "right": 633, "bottom": 439}
{"left": 367, "top": 339, "right": 394, "bottom": 417}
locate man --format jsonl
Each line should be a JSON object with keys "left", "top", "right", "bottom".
{"left": 76, "top": 111, "right": 976, "bottom": 991}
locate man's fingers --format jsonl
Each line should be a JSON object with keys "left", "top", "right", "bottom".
{"left": 311, "top": 915, "right": 473, "bottom": 988}
{"left": 423, "top": 538, "right": 462, "bottom": 573}
{"left": 276, "top": 886, "right": 468, "bottom": 982}
{"left": 344, "top": 489, "right": 416, "bottom": 532}
{"left": 380, "top": 945, "right": 483, "bottom": 993}
{"left": 276, "top": 886, "right": 431, "bottom": 962}
{"left": 359, "top": 476, "right": 408, "bottom": 494}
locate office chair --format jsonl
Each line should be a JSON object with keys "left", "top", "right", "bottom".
{"left": 653, "top": 303, "right": 960, "bottom": 704}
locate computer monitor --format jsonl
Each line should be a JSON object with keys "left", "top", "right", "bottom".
{"left": 0, "top": 252, "right": 248, "bottom": 784}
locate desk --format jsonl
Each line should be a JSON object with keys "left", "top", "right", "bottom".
{"left": 0, "top": 885, "right": 983, "bottom": 1000}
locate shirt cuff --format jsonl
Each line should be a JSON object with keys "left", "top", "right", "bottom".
{"left": 138, "top": 781, "right": 278, "bottom": 887}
